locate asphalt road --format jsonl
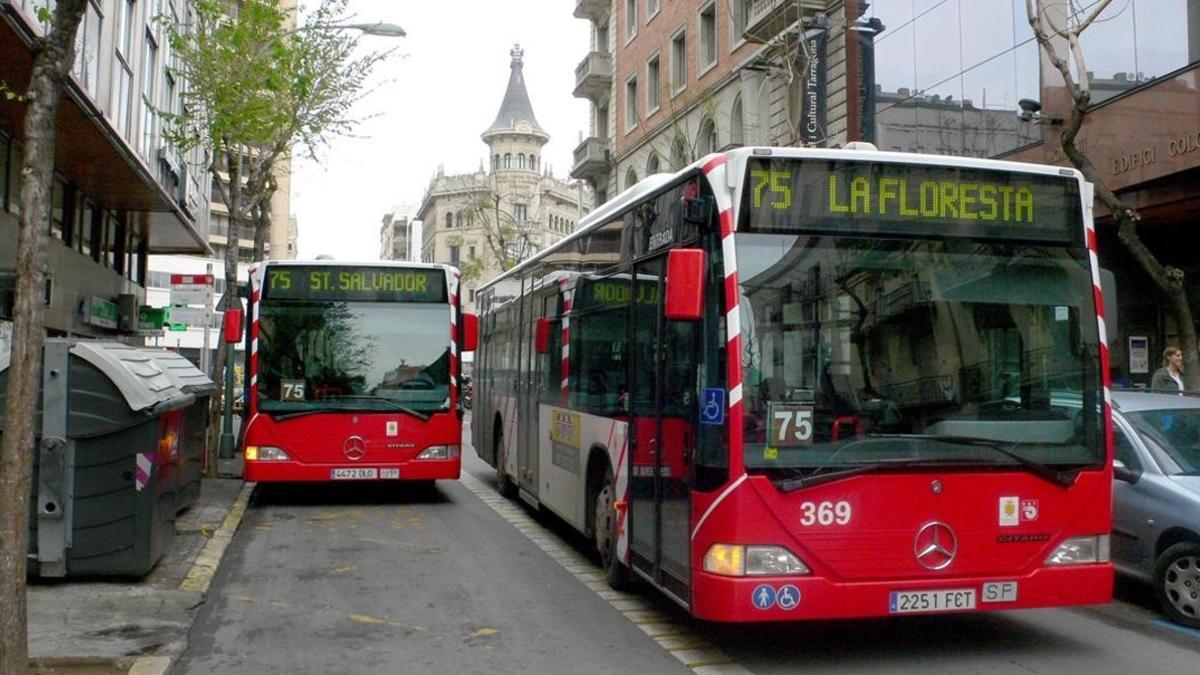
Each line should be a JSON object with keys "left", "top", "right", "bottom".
{"left": 177, "top": 418, "right": 1200, "bottom": 673}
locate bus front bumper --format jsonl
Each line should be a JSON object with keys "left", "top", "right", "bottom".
{"left": 689, "top": 563, "right": 1112, "bottom": 622}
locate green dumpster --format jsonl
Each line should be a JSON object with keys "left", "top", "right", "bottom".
{"left": 0, "top": 339, "right": 198, "bottom": 577}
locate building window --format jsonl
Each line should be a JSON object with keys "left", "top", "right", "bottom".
{"left": 504, "top": 153, "right": 512, "bottom": 168}
{"left": 445, "top": 211, "right": 453, "bottom": 228}
{"left": 648, "top": 0, "right": 660, "bottom": 20}
{"left": 72, "top": 2, "right": 103, "bottom": 94}
{"left": 78, "top": 197, "right": 96, "bottom": 257}
{"left": 455, "top": 211, "right": 463, "bottom": 227}
{"left": 699, "top": 117, "right": 717, "bottom": 154}
{"left": 625, "top": 0, "right": 637, "bottom": 41}
{"left": 731, "top": 0, "right": 747, "bottom": 47}
{"left": 115, "top": 61, "right": 134, "bottom": 137}
{"left": 730, "top": 95, "right": 744, "bottom": 146}
{"left": 493, "top": 154, "right": 499, "bottom": 169}
{"left": 671, "top": 29, "right": 687, "bottom": 94}
{"left": 118, "top": 0, "right": 136, "bottom": 58}
{"left": 699, "top": 3, "right": 717, "bottom": 73}
{"left": 625, "top": 167, "right": 638, "bottom": 190}
{"left": 140, "top": 31, "right": 158, "bottom": 159}
{"left": 530, "top": 154, "right": 537, "bottom": 171}
{"left": 646, "top": 54, "right": 661, "bottom": 113}
{"left": 514, "top": 203, "right": 528, "bottom": 224}
{"left": 449, "top": 245, "right": 460, "bottom": 266}
{"left": 646, "top": 152, "right": 661, "bottom": 174}
{"left": 517, "top": 153, "right": 525, "bottom": 169}
{"left": 625, "top": 74, "right": 638, "bottom": 131}
{"left": 49, "top": 177, "right": 67, "bottom": 241}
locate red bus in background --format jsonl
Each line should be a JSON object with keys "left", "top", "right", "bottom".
{"left": 472, "top": 146, "right": 1112, "bottom": 622}
{"left": 241, "top": 261, "right": 477, "bottom": 484}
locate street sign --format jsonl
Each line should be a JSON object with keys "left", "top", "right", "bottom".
{"left": 137, "top": 306, "right": 167, "bottom": 332}
{"left": 83, "top": 296, "right": 119, "bottom": 330}
{"left": 170, "top": 285, "right": 213, "bottom": 306}
{"left": 167, "top": 305, "right": 210, "bottom": 326}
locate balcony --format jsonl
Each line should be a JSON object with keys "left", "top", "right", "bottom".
{"left": 570, "top": 137, "right": 612, "bottom": 183}
{"left": 573, "top": 51, "right": 613, "bottom": 102}
{"left": 744, "top": 0, "right": 826, "bottom": 43}
{"left": 574, "top": 0, "right": 610, "bottom": 22}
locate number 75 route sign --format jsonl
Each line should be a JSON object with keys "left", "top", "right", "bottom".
{"left": 768, "top": 403, "right": 815, "bottom": 446}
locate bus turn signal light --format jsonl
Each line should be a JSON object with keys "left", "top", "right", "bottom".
{"left": 245, "top": 446, "right": 290, "bottom": 462}
{"left": 703, "top": 544, "right": 810, "bottom": 577}
{"left": 416, "top": 445, "right": 461, "bottom": 460}
{"left": 1045, "top": 535, "right": 1110, "bottom": 565}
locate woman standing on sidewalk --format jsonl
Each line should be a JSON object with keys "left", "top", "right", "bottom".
{"left": 1151, "top": 346, "right": 1185, "bottom": 393}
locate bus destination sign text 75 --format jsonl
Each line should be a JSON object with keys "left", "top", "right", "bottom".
{"left": 263, "top": 265, "right": 448, "bottom": 303}
{"left": 740, "top": 158, "right": 1083, "bottom": 243}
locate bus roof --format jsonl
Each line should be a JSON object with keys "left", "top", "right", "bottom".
{"left": 479, "top": 146, "right": 1087, "bottom": 295}
{"left": 258, "top": 260, "right": 456, "bottom": 273}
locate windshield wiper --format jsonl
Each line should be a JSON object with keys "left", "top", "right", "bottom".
{"left": 865, "top": 433, "right": 1077, "bottom": 488}
{"left": 778, "top": 458, "right": 950, "bottom": 492}
{"left": 268, "top": 396, "right": 430, "bottom": 422}
{"left": 322, "top": 395, "right": 430, "bottom": 421}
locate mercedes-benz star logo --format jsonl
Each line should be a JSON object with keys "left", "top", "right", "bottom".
{"left": 914, "top": 521, "right": 957, "bottom": 570}
{"left": 343, "top": 435, "right": 367, "bottom": 461}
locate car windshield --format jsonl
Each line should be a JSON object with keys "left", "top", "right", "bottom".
{"left": 736, "top": 233, "right": 1104, "bottom": 478}
{"left": 1124, "top": 408, "right": 1200, "bottom": 475}
{"left": 257, "top": 302, "right": 451, "bottom": 414}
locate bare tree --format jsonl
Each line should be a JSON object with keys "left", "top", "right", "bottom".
{"left": 0, "top": 5, "right": 89, "bottom": 671}
{"left": 1026, "top": 0, "right": 1198, "bottom": 388}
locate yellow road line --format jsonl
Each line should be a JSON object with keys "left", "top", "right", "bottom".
{"left": 179, "top": 482, "right": 256, "bottom": 593}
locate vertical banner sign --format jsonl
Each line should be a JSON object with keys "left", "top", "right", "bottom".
{"left": 858, "top": 26, "right": 878, "bottom": 144}
{"left": 800, "top": 31, "right": 828, "bottom": 145}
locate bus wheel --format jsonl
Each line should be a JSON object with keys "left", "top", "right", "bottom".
{"left": 495, "top": 424, "right": 517, "bottom": 499}
{"left": 594, "top": 468, "right": 628, "bottom": 589}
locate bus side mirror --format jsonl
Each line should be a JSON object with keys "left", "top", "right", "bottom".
{"left": 535, "top": 318, "right": 551, "bottom": 354}
{"left": 462, "top": 312, "right": 478, "bottom": 352}
{"left": 223, "top": 309, "right": 243, "bottom": 344}
{"left": 665, "top": 248, "right": 705, "bottom": 321}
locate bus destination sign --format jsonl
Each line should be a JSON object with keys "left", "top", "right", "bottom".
{"left": 740, "top": 158, "right": 1082, "bottom": 243}
{"left": 263, "top": 265, "right": 448, "bottom": 303}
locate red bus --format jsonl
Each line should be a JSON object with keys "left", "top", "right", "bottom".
{"left": 472, "top": 146, "right": 1113, "bottom": 621}
{"left": 241, "top": 261, "right": 477, "bottom": 484}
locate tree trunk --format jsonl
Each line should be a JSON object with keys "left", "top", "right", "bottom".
{"left": 0, "top": 5, "right": 88, "bottom": 672}
{"left": 205, "top": 148, "right": 243, "bottom": 476}
{"left": 253, "top": 192, "right": 272, "bottom": 262}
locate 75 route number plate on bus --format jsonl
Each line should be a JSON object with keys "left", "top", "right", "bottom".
{"left": 889, "top": 589, "right": 976, "bottom": 614}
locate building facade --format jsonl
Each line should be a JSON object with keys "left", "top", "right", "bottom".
{"left": 379, "top": 205, "right": 417, "bottom": 261}
{"left": 1, "top": 0, "right": 211, "bottom": 356}
{"left": 417, "top": 45, "right": 592, "bottom": 313}
{"left": 572, "top": 1, "right": 862, "bottom": 204}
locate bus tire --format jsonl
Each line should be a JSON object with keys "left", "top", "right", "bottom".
{"left": 494, "top": 419, "right": 517, "bottom": 499}
{"left": 594, "top": 467, "right": 629, "bottom": 589}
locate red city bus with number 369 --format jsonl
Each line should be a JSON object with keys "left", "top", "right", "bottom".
{"left": 240, "top": 261, "right": 477, "bottom": 484}
{"left": 472, "top": 146, "right": 1112, "bottom": 622}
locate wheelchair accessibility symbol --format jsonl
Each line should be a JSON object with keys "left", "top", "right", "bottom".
{"left": 776, "top": 584, "right": 801, "bottom": 611}
{"left": 700, "top": 388, "right": 725, "bottom": 426}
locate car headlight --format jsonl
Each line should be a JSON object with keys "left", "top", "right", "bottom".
{"left": 1045, "top": 535, "right": 1109, "bottom": 565}
{"left": 416, "top": 445, "right": 461, "bottom": 460}
{"left": 245, "top": 445, "right": 290, "bottom": 461}
{"left": 703, "top": 544, "right": 810, "bottom": 576}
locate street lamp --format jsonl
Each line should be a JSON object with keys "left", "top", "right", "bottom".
{"left": 340, "top": 22, "right": 406, "bottom": 37}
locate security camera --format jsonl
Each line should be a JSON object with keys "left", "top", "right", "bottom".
{"left": 1018, "top": 98, "right": 1042, "bottom": 114}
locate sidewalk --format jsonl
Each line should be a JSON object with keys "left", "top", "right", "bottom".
{"left": 26, "top": 477, "right": 253, "bottom": 675}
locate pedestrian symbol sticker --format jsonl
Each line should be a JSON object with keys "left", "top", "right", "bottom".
{"left": 776, "top": 584, "right": 800, "bottom": 611}
{"left": 701, "top": 388, "right": 726, "bottom": 426}
{"left": 752, "top": 584, "right": 776, "bottom": 610}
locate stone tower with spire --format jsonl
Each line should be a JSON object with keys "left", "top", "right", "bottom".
{"left": 413, "top": 45, "right": 593, "bottom": 313}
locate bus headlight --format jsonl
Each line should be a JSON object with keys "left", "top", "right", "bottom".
{"left": 703, "top": 544, "right": 810, "bottom": 576}
{"left": 416, "top": 445, "right": 460, "bottom": 460}
{"left": 1045, "top": 535, "right": 1110, "bottom": 565}
{"left": 245, "top": 445, "right": 290, "bottom": 462}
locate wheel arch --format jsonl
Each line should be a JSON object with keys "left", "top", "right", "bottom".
{"left": 1156, "top": 527, "right": 1200, "bottom": 560}
{"left": 584, "top": 443, "right": 612, "bottom": 537}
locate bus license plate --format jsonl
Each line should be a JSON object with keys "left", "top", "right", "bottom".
{"left": 889, "top": 589, "right": 976, "bottom": 614}
{"left": 331, "top": 468, "right": 378, "bottom": 480}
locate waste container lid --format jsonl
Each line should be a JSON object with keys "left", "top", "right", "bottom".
{"left": 68, "top": 341, "right": 194, "bottom": 413}
{"left": 139, "top": 348, "right": 217, "bottom": 395}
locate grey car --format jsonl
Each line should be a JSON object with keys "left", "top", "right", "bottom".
{"left": 1110, "top": 389, "right": 1200, "bottom": 628}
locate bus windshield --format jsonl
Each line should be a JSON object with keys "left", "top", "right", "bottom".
{"left": 735, "top": 234, "right": 1104, "bottom": 476}
{"left": 256, "top": 302, "right": 451, "bottom": 415}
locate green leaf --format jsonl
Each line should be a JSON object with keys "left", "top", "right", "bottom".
{"left": 36, "top": 6, "right": 52, "bottom": 23}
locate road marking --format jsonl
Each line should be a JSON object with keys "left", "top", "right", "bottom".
{"left": 1154, "top": 619, "right": 1200, "bottom": 638}
{"left": 459, "top": 471, "right": 749, "bottom": 674}
{"left": 179, "top": 481, "right": 255, "bottom": 594}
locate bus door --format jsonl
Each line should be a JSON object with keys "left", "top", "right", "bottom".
{"left": 516, "top": 283, "right": 540, "bottom": 495}
{"left": 628, "top": 255, "right": 696, "bottom": 601}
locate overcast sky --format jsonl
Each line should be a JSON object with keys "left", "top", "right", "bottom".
{"left": 291, "top": 1, "right": 590, "bottom": 260}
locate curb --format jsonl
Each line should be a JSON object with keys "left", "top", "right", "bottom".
{"left": 179, "top": 481, "right": 256, "bottom": 594}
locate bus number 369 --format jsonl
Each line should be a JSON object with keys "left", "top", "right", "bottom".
{"left": 800, "top": 501, "right": 852, "bottom": 526}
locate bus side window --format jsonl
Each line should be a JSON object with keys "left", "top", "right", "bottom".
{"left": 694, "top": 221, "right": 729, "bottom": 491}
